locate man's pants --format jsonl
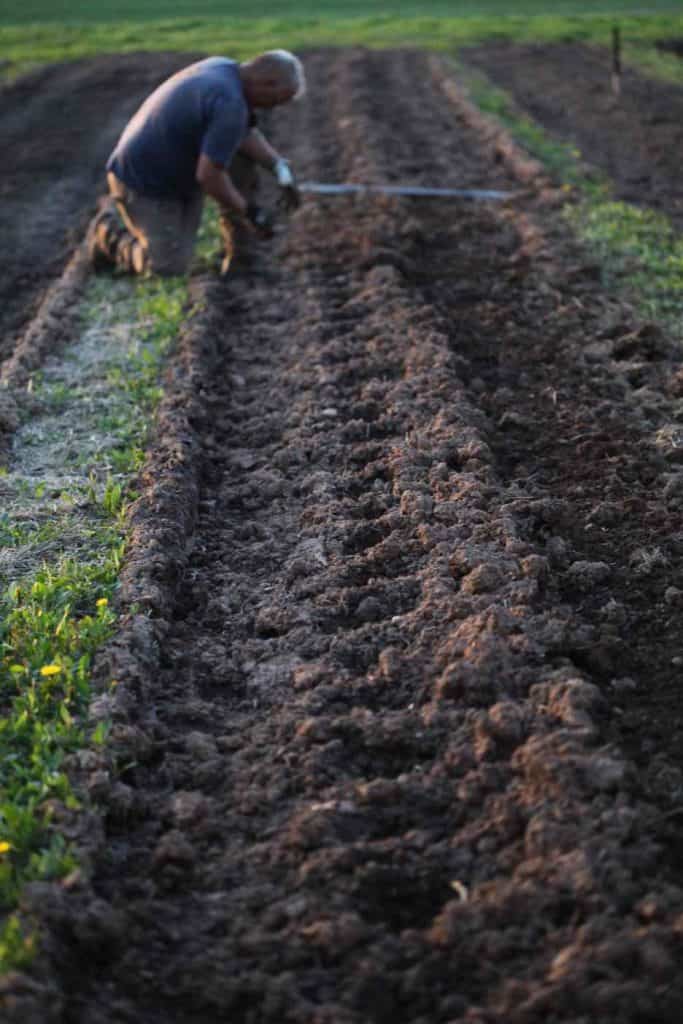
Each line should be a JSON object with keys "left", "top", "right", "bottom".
{"left": 102, "top": 155, "right": 259, "bottom": 277}
{"left": 107, "top": 172, "right": 203, "bottom": 277}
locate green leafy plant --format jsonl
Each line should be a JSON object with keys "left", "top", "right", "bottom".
{"left": 0, "top": 270, "right": 188, "bottom": 966}
{"left": 0, "top": 914, "right": 37, "bottom": 973}
{"left": 567, "top": 201, "right": 683, "bottom": 325}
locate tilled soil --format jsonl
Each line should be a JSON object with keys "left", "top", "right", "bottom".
{"left": 463, "top": 41, "right": 683, "bottom": 229}
{"left": 3, "top": 47, "right": 683, "bottom": 1024}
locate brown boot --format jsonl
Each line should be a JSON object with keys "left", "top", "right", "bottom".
{"left": 116, "top": 234, "right": 148, "bottom": 275}
{"left": 86, "top": 198, "right": 122, "bottom": 271}
{"left": 86, "top": 198, "right": 147, "bottom": 275}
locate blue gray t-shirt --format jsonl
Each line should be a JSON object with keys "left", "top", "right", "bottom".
{"left": 108, "top": 57, "right": 250, "bottom": 199}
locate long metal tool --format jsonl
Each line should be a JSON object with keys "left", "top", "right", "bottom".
{"left": 299, "top": 182, "right": 514, "bottom": 200}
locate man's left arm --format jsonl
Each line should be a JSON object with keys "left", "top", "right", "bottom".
{"left": 239, "top": 128, "right": 300, "bottom": 209}
{"left": 238, "top": 127, "right": 279, "bottom": 168}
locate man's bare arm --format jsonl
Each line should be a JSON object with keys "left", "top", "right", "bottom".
{"left": 196, "top": 153, "right": 274, "bottom": 238}
{"left": 238, "top": 128, "right": 281, "bottom": 169}
{"left": 239, "top": 128, "right": 300, "bottom": 210}
{"left": 196, "top": 153, "right": 248, "bottom": 216}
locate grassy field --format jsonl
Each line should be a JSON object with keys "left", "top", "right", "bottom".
{"left": 1, "top": 0, "right": 683, "bottom": 75}
{"left": 2, "top": 1, "right": 683, "bottom": 24}
{"left": 2, "top": 12, "right": 683, "bottom": 80}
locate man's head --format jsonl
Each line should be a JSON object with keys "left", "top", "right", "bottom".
{"left": 240, "top": 50, "right": 306, "bottom": 109}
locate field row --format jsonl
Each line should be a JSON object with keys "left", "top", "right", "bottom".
{"left": 1, "top": 40, "right": 683, "bottom": 1023}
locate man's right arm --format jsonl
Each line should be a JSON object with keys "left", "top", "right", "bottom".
{"left": 196, "top": 153, "right": 248, "bottom": 217}
{"left": 196, "top": 154, "right": 273, "bottom": 237}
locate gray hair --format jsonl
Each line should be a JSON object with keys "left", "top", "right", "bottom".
{"left": 248, "top": 49, "right": 307, "bottom": 100}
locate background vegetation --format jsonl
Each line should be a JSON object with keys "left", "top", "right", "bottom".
{"left": 1, "top": 4, "right": 683, "bottom": 80}
{"left": 1, "top": 1, "right": 682, "bottom": 23}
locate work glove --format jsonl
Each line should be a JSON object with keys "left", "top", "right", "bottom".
{"left": 245, "top": 202, "right": 275, "bottom": 239}
{"left": 273, "top": 157, "right": 301, "bottom": 211}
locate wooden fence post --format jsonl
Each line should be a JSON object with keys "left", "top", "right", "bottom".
{"left": 611, "top": 25, "right": 622, "bottom": 98}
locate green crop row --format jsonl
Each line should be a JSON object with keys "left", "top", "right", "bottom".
{"left": 0, "top": 274, "right": 188, "bottom": 971}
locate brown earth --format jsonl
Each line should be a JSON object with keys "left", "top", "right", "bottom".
{"left": 2, "top": 47, "right": 683, "bottom": 1024}
{"left": 463, "top": 40, "right": 683, "bottom": 229}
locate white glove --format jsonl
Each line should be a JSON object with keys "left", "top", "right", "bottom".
{"left": 273, "top": 158, "right": 295, "bottom": 187}
{"left": 273, "top": 158, "right": 300, "bottom": 209}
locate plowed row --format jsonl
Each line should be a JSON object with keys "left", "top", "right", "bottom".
{"left": 3, "top": 48, "right": 683, "bottom": 1024}
{"left": 465, "top": 41, "right": 683, "bottom": 229}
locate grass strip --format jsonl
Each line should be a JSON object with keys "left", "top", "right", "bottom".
{"left": 458, "top": 64, "right": 683, "bottom": 337}
{"left": 565, "top": 203, "right": 683, "bottom": 329}
{"left": 3, "top": 1, "right": 683, "bottom": 25}
{"left": 2, "top": 13, "right": 683, "bottom": 84}
{"left": 0, "top": 273, "right": 188, "bottom": 971}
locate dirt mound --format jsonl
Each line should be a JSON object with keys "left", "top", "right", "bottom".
{"left": 3, "top": 48, "right": 683, "bottom": 1024}
{"left": 464, "top": 41, "right": 683, "bottom": 229}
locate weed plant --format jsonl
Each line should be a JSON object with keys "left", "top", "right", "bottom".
{"left": 0, "top": 273, "right": 187, "bottom": 971}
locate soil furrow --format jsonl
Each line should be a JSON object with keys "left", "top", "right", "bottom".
{"left": 420, "top": 196, "right": 683, "bottom": 864}
{"left": 341, "top": 53, "right": 683, "bottom": 832}
{"left": 6, "top": 49, "right": 683, "bottom": 1024}
{"left": 463, "top": 41, "right": 683, "bottom": 229}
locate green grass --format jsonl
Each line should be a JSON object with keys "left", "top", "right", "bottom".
{"left": 2, "top": 11, "right": 683, "bottom": 82}
{"left": 0, "top": 273, "right": 188, "bottom": 972}
{"left": 566, "top": 202, "right": 683, "bottom": 326}
{"left": 0, "top": 551, "right": 120, "bottom": 971}
{"left": 2, "top": 1, "right": 682, "bottom": 24}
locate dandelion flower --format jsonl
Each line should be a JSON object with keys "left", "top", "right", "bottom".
{"left": 40, "top": 664, "right": 62, "bottom": 677}
{"left": 96, "top": 598, "right": 108, "bottom": 608}
{"left": 0, "top": 842, "right": 12, "bottom": 855}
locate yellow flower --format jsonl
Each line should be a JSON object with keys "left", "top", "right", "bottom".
{"left": 0, "top": 842, "right": 12, "bottom": 855}
{"left": 40, "top": 664, "right": 62, "bottom": 677}
{"left": 96, "top": 598, "right": 108, "bottom": 608}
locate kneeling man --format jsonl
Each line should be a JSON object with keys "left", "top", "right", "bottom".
{"left": 88, "top": 49, "right": 305, "bottom": 276}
